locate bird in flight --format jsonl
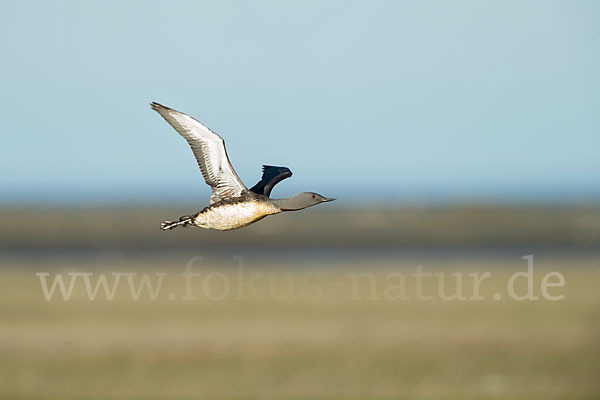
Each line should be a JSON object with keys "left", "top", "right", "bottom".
{"left": 151, "top": 102, "right": 335, "bottom": 231}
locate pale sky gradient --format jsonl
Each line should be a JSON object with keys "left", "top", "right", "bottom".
{"left": 1, "top": 1, "right": 599, "bottom": 205}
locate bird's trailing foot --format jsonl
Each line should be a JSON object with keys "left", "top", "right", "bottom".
{"left": 160, "top": 215, "right": 194, "bottom": 231}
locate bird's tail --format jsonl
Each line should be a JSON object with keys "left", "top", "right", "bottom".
{"left": 160, "top": 215, "right": 194, "bottom": 231}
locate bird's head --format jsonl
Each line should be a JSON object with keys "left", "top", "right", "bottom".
{"left": 302, "top": 192, "right": 336, "bottom": 207}
{"left": 277, "top": 192, "right": 336, "bottom": 211}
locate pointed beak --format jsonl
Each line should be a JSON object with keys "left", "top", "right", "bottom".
{"left": 322, "top": 197, "right": 336, "bottom": 203}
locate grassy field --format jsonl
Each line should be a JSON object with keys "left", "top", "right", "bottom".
{"left": 1, "top": 254, "right": 598, "bottom": 399}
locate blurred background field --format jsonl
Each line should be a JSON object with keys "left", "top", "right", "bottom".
{"left": 1, "top": 206, "right": 599, "bottom": 399}
{"left": 1, "top": 252, "right": 599, "bottom": 399}
{"left": 3, "top": 205, "right": 600, "bottom": 252}
{"left": 2, "top": 1, "right": 600, "bottom": 399}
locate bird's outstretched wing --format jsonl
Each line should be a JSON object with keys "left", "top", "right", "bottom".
{"left": 249, "top": 165, "right": 293, "bottom": 197}
{"left": 151, "top": 102, "right": 247, "bottom": 204}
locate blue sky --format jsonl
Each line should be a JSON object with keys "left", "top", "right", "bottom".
{"left": 1, "top": 0, "right": 599, "bottom": 205}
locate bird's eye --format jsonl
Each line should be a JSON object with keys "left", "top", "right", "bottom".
{"left": 312, "top": 195, "right": 316, "bottom": 198}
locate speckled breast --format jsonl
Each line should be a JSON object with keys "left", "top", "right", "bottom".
{"left": 193, "top": 201, "right": 281, "bottom": 231}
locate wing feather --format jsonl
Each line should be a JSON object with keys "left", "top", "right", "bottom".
{"left": 151, "top": 102, "right": 246, "bottom": 203}
{"left": 249, "top": 165, "right": 292, "bottom": 197}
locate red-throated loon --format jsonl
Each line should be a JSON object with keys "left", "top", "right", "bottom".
{"left": 151, "top": 102, "right": 335, "bottom": 231}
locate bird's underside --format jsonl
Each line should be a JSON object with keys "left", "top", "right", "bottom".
{"left": 160, "top": 192, "right": 283, "bottom": 231}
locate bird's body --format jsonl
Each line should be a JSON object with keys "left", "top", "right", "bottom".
{"left": 194, "top": 199, "right": 281, "bottom": 230}
{"left": 151, "top": 102, "right": 334, "bottom": 231}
